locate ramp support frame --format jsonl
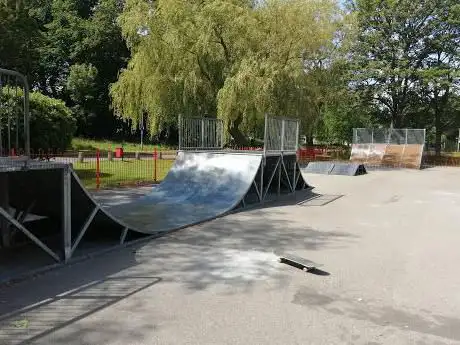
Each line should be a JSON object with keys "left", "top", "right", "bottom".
{"left": 240, "top": 153, "right": 307, "bottom": 209}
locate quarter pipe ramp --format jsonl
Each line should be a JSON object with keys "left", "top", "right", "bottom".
{"left": 0, "top": 151, "right": 307, "bottom": 267}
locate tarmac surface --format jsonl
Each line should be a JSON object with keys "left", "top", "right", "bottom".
{"left": 1, "top": 167, "right": 460, "bottom": 344}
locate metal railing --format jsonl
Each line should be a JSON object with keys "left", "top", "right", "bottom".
{"left": 264, "top": 115, "right": 300, "bottom": 153}
{"left": 178, "top": 115, "right": 224, "bottom": 150}
{"left": 353, "top": 128, "right": 426, "bottom": 145}
{"left": 0, "top": 68, "right": 30, "bottom": 156}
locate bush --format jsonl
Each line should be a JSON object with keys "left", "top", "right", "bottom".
{"left": 29, "top": 92, "right": 76, "bottom": 151}
{"left": 0, "top": 88, "right": 76, "bottom": 151}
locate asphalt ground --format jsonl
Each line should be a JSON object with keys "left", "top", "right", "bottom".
{"left": 1, "top": 167, "right": 460, "bottom": 344}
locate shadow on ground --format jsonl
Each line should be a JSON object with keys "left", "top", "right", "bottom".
{"left": 0, "top": 190, "right": 356, "bottom": 344}
{"left": 292, "top": 286, "right": 460, "bottom": 342}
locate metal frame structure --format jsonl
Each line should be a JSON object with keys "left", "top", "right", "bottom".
{"left": 0, "top": 161, "right": 134, "bottom": 263}
{"left": 237, "top": 115, "right": 306, "bottom": 208}
{"left": 178, "top": 115, "right": 224, "bottom": 150}
{"left": 0, "top": 115, "right": 307, "bottom": 272}
{"left": 0, "top": 68, "right": 30, "bottom": 157}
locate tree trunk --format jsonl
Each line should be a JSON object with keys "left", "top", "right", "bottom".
{"left": 227, "top": 114, "right": 249, "bottom": 147}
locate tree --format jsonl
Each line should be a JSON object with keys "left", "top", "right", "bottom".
{"left": 348, "top": 0, "right": 460, "bottom": 136}
{"left": 111, "top": 0, "right": 344, "bottom": 145}
{"left": 0, "top": 0, "right": 131, "bottom": 139}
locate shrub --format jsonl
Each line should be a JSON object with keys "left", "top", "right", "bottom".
{"left": 0, "top": 88, "right": 76, "bottom": 151}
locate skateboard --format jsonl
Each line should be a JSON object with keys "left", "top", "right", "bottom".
{"left": 275, "top": 252, "right": 322, "bottom": 272}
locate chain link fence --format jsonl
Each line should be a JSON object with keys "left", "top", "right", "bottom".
{"left": 353, "top": 128, "right": 426, "bottom": 145}
{"left": 264, "top": 116, "right": 299, "bottom": 152}
{"left": 178, "top": 115, "right": 224, "bottom": 150}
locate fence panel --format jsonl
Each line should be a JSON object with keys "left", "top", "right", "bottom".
{"left": 406, "top": 129, "right": 426, "bottom": 145}
{"left": 178, "top": 115, "right": 223, "bottom": 150}
{"left": 353, "top": 128, "right": 426, "bottom": 145}
{"left": 264, "top": 116, "right": 299, "bottom": 152}
{"left": 0, "top": 68, "right": 30, "bottom": 156}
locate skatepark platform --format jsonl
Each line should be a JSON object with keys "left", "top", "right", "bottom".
{"left": 0, "top": 150, "right": 308, "bottom": 280}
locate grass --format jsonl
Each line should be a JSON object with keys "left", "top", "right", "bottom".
{"left": 71, "top": 137, "right": 175, "bottom": 152}
{"left": 73, "top": 158, "right": 174, "bottom": 189}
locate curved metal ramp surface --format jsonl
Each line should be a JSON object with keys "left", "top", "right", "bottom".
{"left": 109, "top": 151, "right": 263, "bottom": 233}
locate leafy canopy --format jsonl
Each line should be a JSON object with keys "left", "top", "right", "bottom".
{"left": 110, "top": 0, "right": 344, "bottom": 140}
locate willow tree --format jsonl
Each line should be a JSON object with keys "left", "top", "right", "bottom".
{"left": 110, "top": 0, "right": 344, "bottom": 144}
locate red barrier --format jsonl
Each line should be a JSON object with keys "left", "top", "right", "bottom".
{"left": 153, "top": 147, "right": 158, "bottom": 182}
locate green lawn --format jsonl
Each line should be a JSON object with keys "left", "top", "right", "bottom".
{"left": 71, "top": 137, "right": 175, "bottom": 152}
{"left": 73, "top": 158, "right": 174, "bottom": 189}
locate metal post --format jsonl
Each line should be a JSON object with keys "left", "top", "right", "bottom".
{"left": 281, "top": 119, "right": 285, "bottom": 152}
{"left": 263, "top": 114, "right": 268, "bottom": 154}
{"left": 0, "top": 173, "right": 11, "bottom": 248}
{"left": 178, "top": 114, "right": 182, "bottom": 151}
{"left": 201, "top": 118, "right": 205, "bottom": 149}
{"left": 371, "top": 130, "right": 374, "bottom": 144}
{"left": 294, "top": 120, "right": 300, "bottom": 186}
{"left": 260, "top": 157, "right": 264, "bottom": 204}
{"left": 63, "top": 166, "right": 72, "bottom": 262}
{"left": 23, "top": 76, "right": 30, "bottom": 157}
{"left": 140, "top": 114, "right": 144, "bottom": 150}
{"left": 405, "top": 128, "right": 408, "bottom": 145}
{"left": 457, "top": 128, "right": 460, "bottom": 152}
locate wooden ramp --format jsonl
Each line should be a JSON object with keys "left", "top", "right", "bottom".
{"left": 381, "top": 145, "right": 405, "bottom": 167}
{"left": 401, "top": 144, "right": 424, "bottom": 169}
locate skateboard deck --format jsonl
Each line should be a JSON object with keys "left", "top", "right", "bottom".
{"left": 275, "top": 252, "right": 322, "bottom": 272}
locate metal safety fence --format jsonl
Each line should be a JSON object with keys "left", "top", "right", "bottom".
{"left": 20, "top": 149, "right": 176, "bottom": 190}
{"left": 0, "top": 68, "right": 30, "bottom": 156}
{"left": 353, "top": 128, "right": 426, "bottom": 145}
{"left": 264, "top": 116, "right": 300, "bottom": 152}
{"left": 178, "top": 115, "right": 224, "bottom": 150}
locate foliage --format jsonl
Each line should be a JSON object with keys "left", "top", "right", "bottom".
{"left": 348, "top": 0, "right": 460, "bottom": 135}
{"left": 0, "top": 88, "right": 76, "bottom": 151}
{"left": 0, "top": 0, "right": 130, "bottom": 138}
{"left": 29, "top": 91, "right": 77, "bottom": 150}
{"left": 111, "top": 0, "right": 345, "bottom": 144}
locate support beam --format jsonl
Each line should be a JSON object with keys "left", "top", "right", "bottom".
{"left": 281, "top": 159, "right": 293, "bottom": 193}
{"left": 63, "top": 167, "right": 72, "bottom": 262}
{"left": 0, "top": 173, "right": 11, "bottom": 248}
{"left": 277, "top": 154, "right": 282, "bottom": 196}
{"left": 120, "top": 227, "right": 129, "bottom": 244}
{"left": 70, "top": 206, "right": 99, "bottom": 257}
{"left": 262, "top": 156, "right": 281, "bottom": 200}
{"left": 252, "top": 179, "right": 261, "bottom": 202}
{"left": 0, "top": 207, "right": 60, "bottom": 262}
{"left": 260, "top": 157, "right": 264, "bottom": 204}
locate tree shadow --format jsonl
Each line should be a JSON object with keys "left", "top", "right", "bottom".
{"left": 0, "top": 276, "right": 161, "bottom": 345}
{"left": 291, "top": 286, "right": 460, "bottom": 342}
{"left": 0, "top": 190, "right": 358, "bottom": 344}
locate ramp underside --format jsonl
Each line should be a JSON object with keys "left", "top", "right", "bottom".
{"left": 110, "top": 152, "right": 262, "bottom": 233}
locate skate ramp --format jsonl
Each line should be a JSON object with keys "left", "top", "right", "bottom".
{"left": 301, "top": 161, "right": 366, "bottom": 176}
{"left": 108, "top": 151, "right": 263, "bottom": 233}
{"left": 382, "top": 145, "right": 404, "bottom": 166}
{"left": 350, "top": 144, "right": 387, "bottom": 165}
{"left": 401, "top": 144, "right": 424, "bottom": 169}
